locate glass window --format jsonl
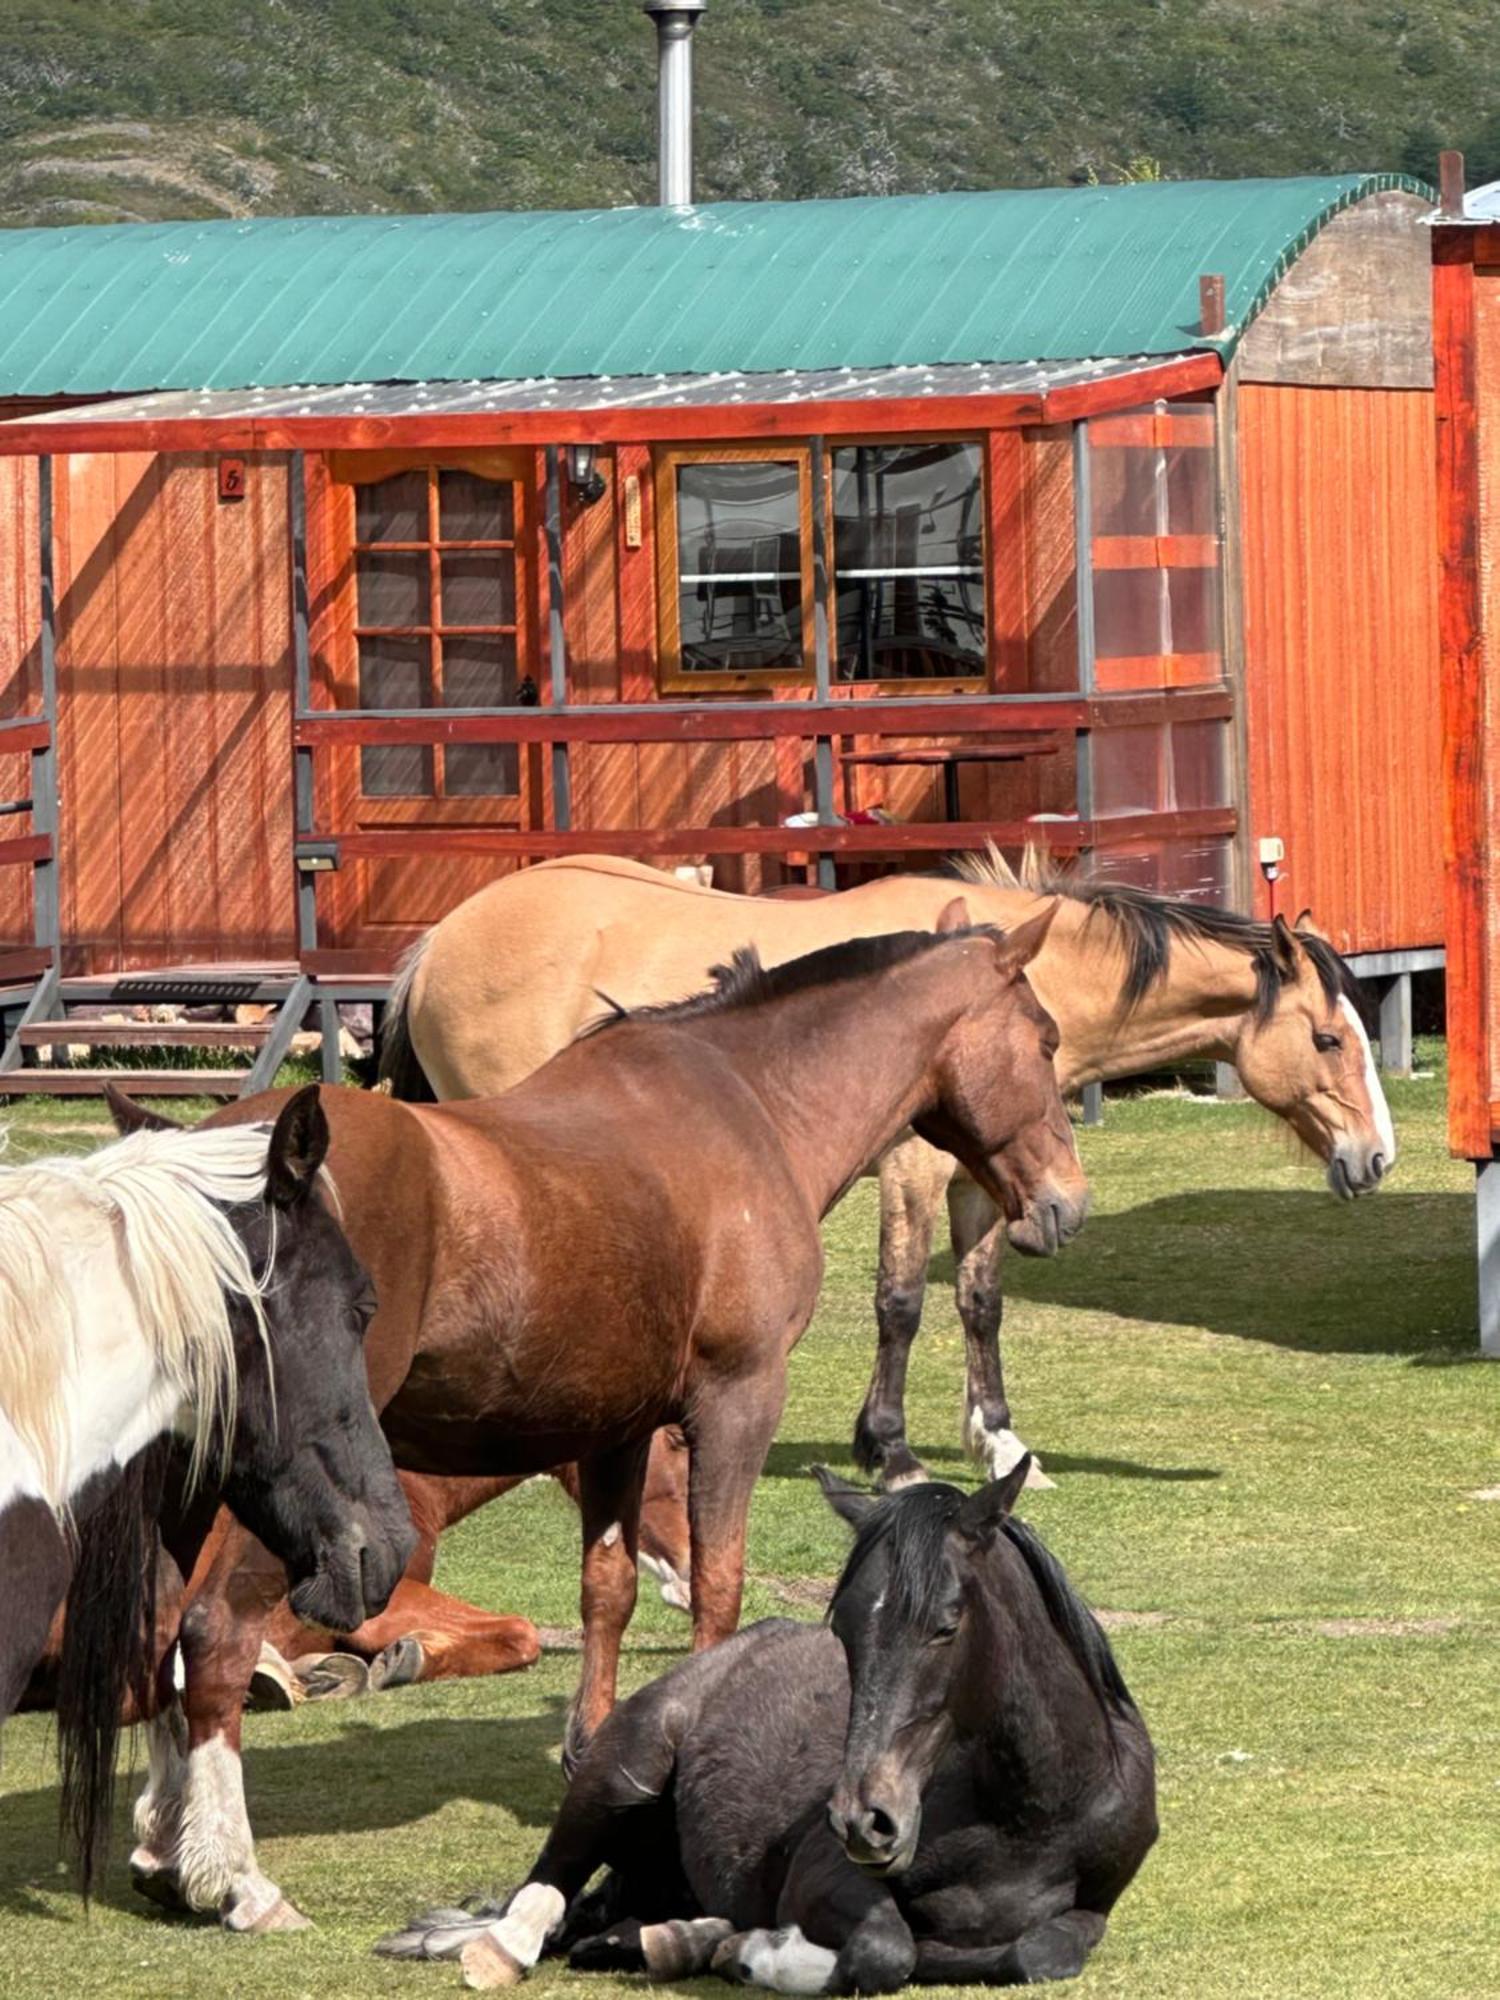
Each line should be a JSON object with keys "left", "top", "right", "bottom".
{"left": 831, "top": 443, "right": 985, "bottom": 682}
{"left": 351, "top": 465, "right": 523, "bottom": 799}
{"left": 674, "top": 461, "right": 805, "bottom": 674}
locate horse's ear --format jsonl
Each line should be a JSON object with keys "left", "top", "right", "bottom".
{"left": 935, "top": 896, "right": 970, "bottom": 935}
{"left": 994, "top": 900, "right": 1059, "bottom": 978}
{"left": 1270, "top": 912, "right": 1302, "bottom": 978}
{"left": 1292, "top": 908, "right": 1328, "bottom": 941}
{"left": 266, "top": 1085, "right": 331, "bottom": 1207}
{"left": 812, "top": 1465, "right": 880, "bottom": 1531}
{"left": 104, "top": 1083, "right": 183, "bottom": 1135}
{"left": 955, "top": 1456, "right": 1031, "bottom": 1542}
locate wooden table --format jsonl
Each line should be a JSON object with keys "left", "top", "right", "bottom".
{"left": 839, "top": 736, "right": 1065, "bottom": 821}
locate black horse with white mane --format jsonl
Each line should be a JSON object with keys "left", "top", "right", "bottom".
{"left": 385, "top": 1458, "right": 1156, "bottom": 1991}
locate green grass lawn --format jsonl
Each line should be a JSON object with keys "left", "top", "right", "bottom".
{"left": 2, "top": 1046, "right": 1498, "bottom": 1997}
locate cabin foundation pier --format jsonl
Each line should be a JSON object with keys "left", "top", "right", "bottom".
{"left": 1475, "top": 1159, "right": 1500, "bottom": 1359}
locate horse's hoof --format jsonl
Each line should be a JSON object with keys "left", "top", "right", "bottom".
{"left": 369, "top": 1633, "right": 426, "bottom": 1691}
{"left": 294, "top": 1650, "right": 371, "bottom": 1701}
{"left": 462, "top": 1934, "right": 526, "bottom": 1989}
{"left": 1023, "top": 1459, "right": 1056, "bottom": 1491}
{"left": 129, "top": 1854, "right": 189, "bottom": 1912}
{"left": 246, "top": 1643, "right": 300, "bottom": 1711}
{"left": 639, "top": 1550, "right": 692, "bottom": 1614}
{"left": 221, "top": 1885, "right": 312, "bottom": 1933}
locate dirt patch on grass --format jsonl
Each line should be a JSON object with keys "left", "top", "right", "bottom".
{"left": 766, "top": 1575, "right": 836, "bottom": 1611}
{"left": 1095, "top": 1609, "right": 1173, "bottom": 1630}
{"left": 1308, "top": 1617, "right": 1458, "bottom": 1638}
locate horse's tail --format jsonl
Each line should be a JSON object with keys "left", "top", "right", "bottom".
{"left": 378, "top": 930, "right": 437, "bottom": 1102}
{"left": 55, "top": 1447, "right": 165, "bottom": 1898}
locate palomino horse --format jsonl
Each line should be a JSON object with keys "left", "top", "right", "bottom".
{"left": 382, "top": 1460, "right": 1155, "bottom": 1994}
{"left": 117, "top": 915, "right": 1086, "bottom": 1931}
{"left": 383, "top": 849, "right": 1394, "bottom": 1487}
{"left": 0, "top": 1088, "right": 413, "bottom": 1895}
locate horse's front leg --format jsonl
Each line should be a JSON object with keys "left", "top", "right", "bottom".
{"left": 684, "top": 1363, "right": 788, "bottom": 1657}
{"left": 909, "top": 1909, "right": 1107, "bottom": 1985}
{"left": 133, "top": 1523, "right": 305, "bottom": 1931}
{"left": 947, "top": 1175, "right": 1052, "bottom": 1490}
{"left": 564, "top": 1435, "right": 652, "bottom": 1775}
{"left": 852, "top": 1139, "right": 953, "bottom": 1487}
{"left": 717, "top": 1824, "right": 915, "bottom": 1994}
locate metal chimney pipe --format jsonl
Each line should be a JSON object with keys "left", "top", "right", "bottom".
{"left": 643, "top": 1, "right": 706, "bottom": 206}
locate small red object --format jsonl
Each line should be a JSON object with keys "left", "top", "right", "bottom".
{"left": 218, "top": 456, "right": 246, "bottom": 502}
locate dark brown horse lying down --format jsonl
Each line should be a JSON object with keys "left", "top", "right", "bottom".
{"left": 119, "top": 909, "right": 1088, "bottom": 1929}
{"left": 383, "top": 1460, "right": 1156, "bottom": 1993}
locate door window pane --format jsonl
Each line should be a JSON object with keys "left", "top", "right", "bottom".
{"left": 831, "top": 443, "right": 985, "bottom": 681}
{"left": 439, "top": 469, "right": 513, "bottom": 541}
{"left": 356, "top": 471, "right": 428, "bottom": 544}
{"left": 676, "top": 461, "right": 803, "bottom": 673}
{"left": 357, "top": 553, "right": 429, "bottom": 628}
{"left": 441, "top": 553, "right": 514, "bottom": 627}
{"left": 442, "top": 637, "right": 519, "bottom": 795}
{"left": 358, "top": 636, "right": 434, "bottom": 796}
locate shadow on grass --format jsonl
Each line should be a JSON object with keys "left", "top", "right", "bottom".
{"left": 930, "top": 1189, "right": 1478, "bottom": 1360}
{"left": 0, "top": 1704, "right": 568, "bottom": 1919}
{"left": 761, "top": 1440, "right": 1218, "bottom": 1484}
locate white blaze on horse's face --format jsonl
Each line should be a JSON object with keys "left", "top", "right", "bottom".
{"left": 1231, "top": 926, "right": 1394, "bottom": 1200}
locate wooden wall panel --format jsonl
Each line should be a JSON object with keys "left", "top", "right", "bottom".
{"left": 0, "top": 454, "right": 40, "bottom": 946}
{"left": 54, "top": 453, "right": 295, "bottom": 973}
{"left": 1238, "top": 383, "right": 1442, "bottom": 957}
{"left": 1472, "top": 268, "right": 1500, "bottom": 1120}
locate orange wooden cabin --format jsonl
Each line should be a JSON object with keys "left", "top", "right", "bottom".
{"left": 0, "top": 174, "right": 1441, "bottom": 1095}
{"left": 1430, "top": 153, "right": 1500, "bottom": 1349}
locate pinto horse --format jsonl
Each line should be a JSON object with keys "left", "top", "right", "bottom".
{"left": 117, "top": 912, "right": 1087, "bottom": 1931}
{"left": 0, "top": 1087, "right": 413, "bottom": 1896}
{"left": 383, "top": 848, "right": 1395, "bottom": 1487}
{"left": 383, "top": 1459, "right": 1156, "bottom": 1994}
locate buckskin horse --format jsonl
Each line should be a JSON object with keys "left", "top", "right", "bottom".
{"left": 381, "top": 1458, "right": 1155, "bottom": 1994}
{"left": 382, "top": 848, "right": 1395, "bottom": 1488}
{"left": 0, "top": 1088, "right": 413, "bottom": 1897}
{"left": 115, "top": 911, "right": 1087, "bottom": 1931}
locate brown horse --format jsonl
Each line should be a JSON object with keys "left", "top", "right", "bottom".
{"left": 119, "top": 912, "right": 1086, "bottom": 1930}
{"left": 384, "top": 849, "right": 1394, "bottom": 1487}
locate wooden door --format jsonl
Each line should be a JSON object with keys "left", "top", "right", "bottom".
{"left": 307, "top": 451, "right": 544, "bottom": 958}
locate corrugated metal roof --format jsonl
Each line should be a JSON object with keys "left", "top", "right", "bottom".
{"left": 0, "top": 175, "right": 1425, "bottom": 398}
{"left": 9, "top": 355, "right": 1175, "bottom": 431}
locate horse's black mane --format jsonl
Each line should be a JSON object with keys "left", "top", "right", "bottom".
{"left": 951, "top": 856, "right": 1366, "bottom": 1025}
{"left": 579, "top": 927, "right": 996, "bottom": 1039}
{"left": 832, "top": 1481, "right": 1134, "bottom": 1716}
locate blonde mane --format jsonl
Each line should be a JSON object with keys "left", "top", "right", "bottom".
{"left": 952, "top": 841, "right": 1052, "bottom": 895}
{"left": 0, "top": 1122, "right": 278, "bottom": 1510}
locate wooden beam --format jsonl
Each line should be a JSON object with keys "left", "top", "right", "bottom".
{"left": 1433, "top": 229, "right": 1491, "bottom": 1157}
{"left": 0, "top": 834, "right": 50, "bottom": 868}
{"left": 305, "top": 808, "right": 1236, "bottom": 863}
{"left": 0, "top": 719, "right": 49, "bottom": 754}
{"left": 293, "top": 694, "right": 1091, "bottom": 750}
{"left": 0, "top": 948, "right": 52, "bottom": 983}
{"left": 0, "top": 355, "right": 1224, "bottom": 459}
{"left": 1088, "top": 688, "right": 1234, "bottom": 727}
{"left": 1199, "top": 275, "right": 1227, "bottom": 337}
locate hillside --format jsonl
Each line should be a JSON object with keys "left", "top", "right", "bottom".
{"left": 0, "top": 0, "right": 1494, "bottom": 229}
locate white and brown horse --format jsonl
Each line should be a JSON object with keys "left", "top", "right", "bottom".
{"left": 383, "top": 850, "right": 1394, "bottom": 1488}
{"left": 0, "top": 1091, "right": 413, "bottom": 1897}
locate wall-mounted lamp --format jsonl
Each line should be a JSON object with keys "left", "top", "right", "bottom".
{"left": 566, "top": 442, "right": 607, "bottom": 506}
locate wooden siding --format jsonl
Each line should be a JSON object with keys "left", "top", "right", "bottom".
{"left": 0, "top": 453, "right": 40, "bottom": 949}
{"left": 1238, "top": 382, "right": 1442, "bottom": 957}
{"left": 52, "top": 453, "right": 294, "bottom": 973}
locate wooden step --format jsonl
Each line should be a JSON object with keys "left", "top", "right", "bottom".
{"left": 0, "top": 1069, "right": 249, "bottom": 1097}
{"left": 18, "top": 1020, "right": 270, "bottom": 1048}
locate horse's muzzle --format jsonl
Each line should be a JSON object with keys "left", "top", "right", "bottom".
{"left": 1327, "top": 1143, "right": 1388, "bottom": 1201}
{"left": 1006, "top": 1186, "right": 1090, "bottom": 1258}
{"left": 827, "top": 1796, "right": 919, "bottom": 1877}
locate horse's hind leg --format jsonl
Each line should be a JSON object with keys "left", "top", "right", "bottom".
{"left": 947, "top": 1176, "right": 1052, "bottom": 1490}
{"left": 852, "top": 1139, "right": 952, "bottom": 1487}
{"left": 565, "top": 1435, "right": 652, "bottom": 1772}
{"left": 910, "top": 1909, "right": 1107, "bottom": 1985}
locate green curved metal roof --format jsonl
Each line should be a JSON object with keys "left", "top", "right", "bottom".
{"left": 0, "top": 174, "right": 1427, "bottom": 398}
